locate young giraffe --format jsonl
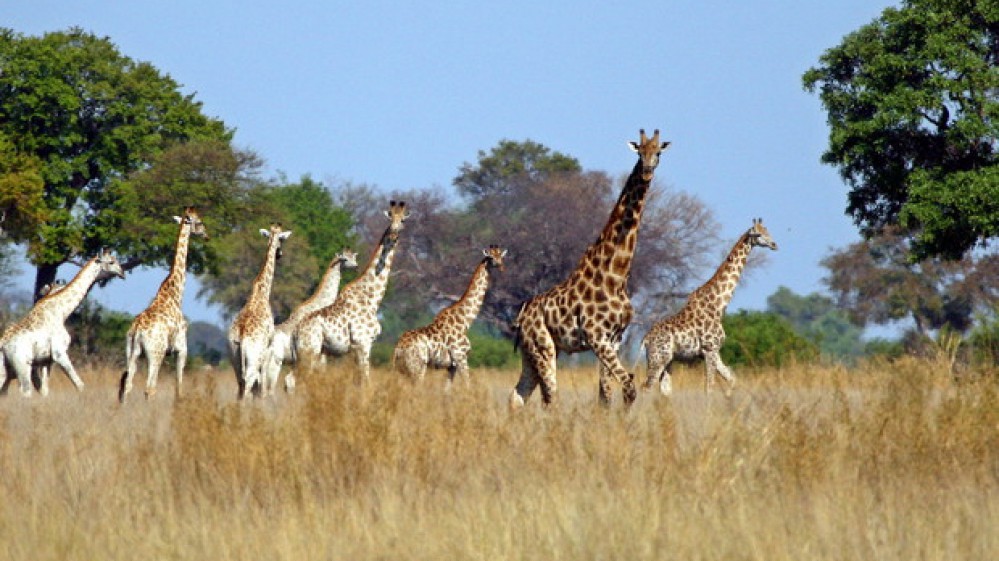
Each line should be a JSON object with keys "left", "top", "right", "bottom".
{"left": 228, "top": 223, "right": 292, "bottom": 399}
{"left": 290, "top": 200, "right": 409, "bottom": 387}
{"left": 0, "top": 250, "right": 125, "bottom": 397}
{"left": 639, "top": 218, "right": 778, "bottom": 396}
{"left": 119, "top": 207, "right": 208, "bottom": 403}
{"left": 509, "top": 129, "right": 670, "bottom": 408}
{"left": 393, "top": 245, "right": 507, "bottom": 388}
{"left": 261, "top": 248, "right": 359, "bottom": 396}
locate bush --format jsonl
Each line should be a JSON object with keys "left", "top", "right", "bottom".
{"left": 721, "top": 310, "right": 819, "bottom": 367}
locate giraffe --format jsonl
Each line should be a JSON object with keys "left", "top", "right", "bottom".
{"left": 290, "top": 200, "right": 409, "bottom": 388}
{"left": 119, "top": 207, "right": 208, "bottom": 403}
{"left": 260, "top": 248, "right": 359, "bottom": 396}
{"left": 228, "top": 223, "right": 292, "bottom": 399}
{"left": 509, "top": 129, "right": 670, "bottom": 409}
{"left": 393, "top": 245, "right": 507, "bottom": 388}
{"left": 0, "top": 250, "right": 125, "bottom": 397}
{"left": 639, "top": 218, "right": 778, "bottom": 396}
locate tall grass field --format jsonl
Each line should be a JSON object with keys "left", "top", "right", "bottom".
{"left": 1, "top": 357, "right": 996, "bottom": 560}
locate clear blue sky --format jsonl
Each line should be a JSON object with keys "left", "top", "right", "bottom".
{"left": 7, "top": 0, "right": 897, "bottom": 327}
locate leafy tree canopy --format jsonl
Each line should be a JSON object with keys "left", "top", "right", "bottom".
{"left": 0, "top": 27, "right": 233, "bottom": 295}
{"left": 803, "top": 0, "right": 998, "bottom": 259}
{"left": 821, "top": 229, "right": 999, "bottom": 335}
{"left": 453, "top": 139, "right": 582, "bottom": 200}
{"left": 197, "top": 177, "right": 356, "bottom": 322}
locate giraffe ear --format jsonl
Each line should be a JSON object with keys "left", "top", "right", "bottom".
{"left": 173, "top": 216, "right": 183, "bottom": 224}
{"left": 628, "top": 141, "right": 640, "bottom": 153}
{"left": 260, "top": 228, "right": 271, "bottom": 238}
{"left": 500, "top": 249, "right": 508, "bottom": 258}
{"left": 278, "top": 231, "right": 292, "bottom": 240}
{"left": 661, "top": 141, "right": 672, "bottom": 151}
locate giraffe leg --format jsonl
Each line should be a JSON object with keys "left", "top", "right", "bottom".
{"left": 9, "top": 355, "right": 34, "bottom": 397}
{"left": 509, "top": 356, "right": 541, "bottom": 410}
{"left": 352, "top": 340, "right": 372, "bottom": 384}
{"left": 591, "top": 342, "right": 636, "bottom": 407}
{"left": 174, "top": 329, "right": 188, "bottom": 399}
{"left": 51, "top": 347, "right": 84, "bottom": 392}
{"left": 705, "top": 350, "right": 735, "bottom": 395}
{"left": 36, "top": 365, "right": 50, "bottom": 397}
{"left": 144, "top": 348, "right": 166, "bottom": 400}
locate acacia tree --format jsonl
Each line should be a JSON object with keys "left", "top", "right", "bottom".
{"left": 0, "top": 28, "right": 233, "bottom": 297}
{"left": 803, "top": 0, "right": 998, "bottom": 259}
{"left": 821, "top": 229, "right": 999, "bottom": 336}
{"left": 381, "top": 139, "right": 719, "bottom": 340}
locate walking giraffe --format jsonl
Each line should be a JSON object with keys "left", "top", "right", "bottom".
{"left": 290, "top": 200, "right": 409, "bottom": 387}
{"left": 393, "top": 245, "right": 506, "bottom": 388}
{"left": 509, "top": 129, "right": 670, "bottom": 408}
{"left": 261, "top": 248, "right": 359, "bottom": 396}
{"left": 119, "top": 207, "right": 208, "bottom": 403}
{"left": 639, "top": 218, "right": 778, "bottom": 395}
{"left": 228, "top": 223, "right": 292, "bottom": 399}
{"left": 0, "top": 250, "right": 125, "bottom": 397}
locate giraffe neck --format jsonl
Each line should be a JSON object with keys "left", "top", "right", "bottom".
{"left": 37, "top": 258, "right": 104, "bottom": 322}
{"left": 349, "top": 227, "right": 399, "bottom": 309}
{"left": 151, "top": 221, "right": 192, "bottom": 308}
{"left": 698, "top": 233, "right": 754, "bottom": 316}
{"left": 445, "top": 260, "right": 492, "bottom": 330}
{"left": 573, "top": 158, "right": 650, "bottom": 287}
{"left": 247, "top": 234, "right": 282, "bottom": 309}
{"left": 284, "top": 259, "right": 344, "bottom": 327}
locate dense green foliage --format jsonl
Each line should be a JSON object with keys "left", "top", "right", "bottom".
{"left": 721, "top": 310, "right": 819, "bottom": 367}
{"left": 0, "top": 28, "right": 234, "bottom": 295}
{"left": 803, "top": 0, "right": 998, "bottom": 259}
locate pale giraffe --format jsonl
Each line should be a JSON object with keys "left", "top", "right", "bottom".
{"left": 0, "top": 250, "right": 125, "bottom": 397}
{"left": 639, "top": 218, "right": 778, "bottom": 396}
{"left": 509, "top": 129, "right": 670, "bottom": 408}
{"left": 393, "top": 245, "right": 507, "bottom": 388}
{"left": 261, "top": 248, "right": 359, "bottom": 396}
{"left": 290, "top": 200, "right": 409, "bottom": 387}
{"left": 228, "top": 223, "right": 292, "bottom": 399}
{"left": 119, "top": 207, "right": 208, "bottom": 403}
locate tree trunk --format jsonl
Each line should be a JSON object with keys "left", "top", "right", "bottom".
{"left": 33, "top": 262, "right": 61, "bottom": 302}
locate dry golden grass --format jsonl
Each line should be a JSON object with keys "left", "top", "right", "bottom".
{"left": 1, "top": 357, "right": 997, "bottom": 560}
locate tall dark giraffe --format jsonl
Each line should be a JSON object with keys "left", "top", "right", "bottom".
{"left": 510, "top": 129, "right": 670, "bottom": 408}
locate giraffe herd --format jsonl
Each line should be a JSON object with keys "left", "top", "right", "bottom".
{"left": 0, "top": 129, "right": 779, "bottom": 408}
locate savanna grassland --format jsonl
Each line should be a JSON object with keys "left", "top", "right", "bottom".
{"left": 1, "top": 358, "right": 996, "bottom": 561}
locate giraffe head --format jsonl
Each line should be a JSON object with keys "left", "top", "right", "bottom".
{"left": 481, "top": 245, "right": 508, "bottom": 272}
{"left": 628, "top": 128, "right": 671, "bottom": 182}
{"left": 335, "top": 248, "right": 360, "bottom": 269}
{"left": 747, "top": 218, "right": 778, "bottom": 251}
{"left": 96, "top": 249, "right": 126, "bottom": 280}
{"left": 384, "top": 200, "right": 411, "bottom": 233}
{"left": 259, "top": 223, "right": 292, "bottom": 259}
{"left": 174, "top": 207, "right": 208, "bottom": 239}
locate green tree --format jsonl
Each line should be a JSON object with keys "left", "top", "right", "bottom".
{"left": 269, "top": 175, "right": 356, "bottom": 268}
{"left": 453, "top": 139, "right": 581, "bottom": 200}
{"left": 0, "top": 28, "right": 233, "bottom": 296}
{"left": 766, "top": 286, "right": 865, "bottom": 359}
{"left": 803, "top": 0, "right": 998, "bottom": 259}
{"left": 821, "top": 229, "right": 999, "bottom": 337}
{"left": 197, "top": 177, "right": 356, "bottom": 322}
{"left": 721, "top": 310, "right": 819, "bottom": 368}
